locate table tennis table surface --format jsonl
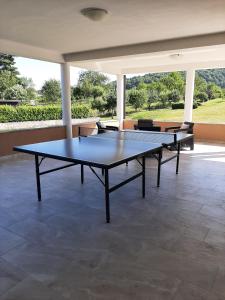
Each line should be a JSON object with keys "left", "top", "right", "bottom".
{"left": 14, "top": 130, "right": 192, "bottom": 168}
{"left": 89, "top": 129, "right": 193, "bottom": 146}
{"left": 14, "top": 132, "right": 162, "bottom": 169}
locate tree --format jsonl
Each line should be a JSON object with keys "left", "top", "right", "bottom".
{"left": 161, "top": 72, "right": 184, "bottom": 103}
{"left": 92, "top": 86, "right": 105, "bottom": 99}
{"left": 4, "top": 84, "right": 27, "bottom": 100}
{"left": 0, "top": 54, "right": 19, "bottom": 76}
{"left": 147, "top": 83, "right": 160, "bottom": 109}
{"left": 137, "top": 81, "right": 148, "bottom": 90}
{"left": 194, "top": 75, "right": 207, "bottom": 95}
{"left": 105, "top": 89, "right": 117, "bottom": 118}
{"left": 73, "top": 71, "right": 109, "bottom": 101}
{"left": 128, "top": 88, "right": 148, "bottom": 111}
{"left": 162, "top": 72, "right": 184, "bottom": 93}
{"left": 206, "top": 83, "right": 223, "bottom": 100}
{"left": 72, "top": 86, "right": 85, "bottom": 100}
{"left": 19, "top": 77, "right": 37, "bottom": 100}
{"left": 19, "top": 77, "right": 35, "bottom": 89}
{"left": 91, "top": 97, "right": 106, "bottom": 113}
{"left": 0, "top": 71, "right": 18, "bottom": 99}
{"left": 168, "top": 89, "right": 181, "bottom": 102}
{"left": 26, "top": 87, "right": 37, "bottom": 100}
{"left": 0, "top": 55, "right": 20, "bottom": 99}
{"left": 78, "top": 70, "right": 109, "bottom": 87}
{"left": 147, "top": 81, "right": 170, "bottom": 108}
{"left": 41, "top": 79, "right": 61, "bottom": 102}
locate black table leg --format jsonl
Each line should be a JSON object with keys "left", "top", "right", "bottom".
{"left": 81, "top": 164, "right": 84, "bottom": 184}
{"left": 35, "top": 154, "right": 41, "bottom": 201}
{"left": 101, "top": 168, "right": 104, "bottom": 176}
{"left": 104, "top": 169, "right": 110, "bottom": 223}
{"left": 157, "top": 149, "right": 162, "bottom": 187}
{"left": 176, "top": 143, "right": 181, "bottom": 174}
{"left": 142, "top": 156, "right": 145, "bottom": 198}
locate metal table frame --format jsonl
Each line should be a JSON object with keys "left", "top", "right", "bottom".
{"left": 15, "top": 140, "right": 161, "bottom": 223}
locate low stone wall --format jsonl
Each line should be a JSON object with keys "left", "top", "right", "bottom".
{"left": 123, "top": 119, "right": 225, "bottom": 142}
{"left": 0, "top": 120, "right": 98, "bottom": 156}
{"left": 0, "top": 118, "right": 99, "bottom": 132}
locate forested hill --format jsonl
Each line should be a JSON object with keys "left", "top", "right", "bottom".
{"left": 197, "top": 69, "right": 225, "bottom": 87}
{"left": 126, "top": 69, "right": 225, "bottom": 89}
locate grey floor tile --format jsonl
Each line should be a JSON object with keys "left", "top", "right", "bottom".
{"left": 167, "top": 236, "right": 225, "bottom": 266}
{"left": 0, "top": 227, "right": 26, "bottom": 256}
{"left": 173, "top": 282, "right": 224, "bottom": 300}
{"left": 137, "top": 247, "right": 218, "bottom": 290}
{"left": 0, "top": 258, "right": 27, "bottom": 296}
{"left": 211, "top": 266, "right": 225, "bottom": 297}
{"left": 1, "top": 277, "right": 71, "bottom": 300}
{"left": 204, "top": 229, "right": 225, "bottom": 249}
{"left": 3, "top": 244, "right": 72, "bottom": 284}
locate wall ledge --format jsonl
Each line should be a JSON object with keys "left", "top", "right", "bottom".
{"left": 0, "top": 118, "right": 99, "bottom": 133}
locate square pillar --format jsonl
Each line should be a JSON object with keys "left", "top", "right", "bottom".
{"left": 184, "top": 69, "right": 195, "bottom": 122}
{"left": 60, "top": 62, "right": 72, "bottom": 138}
{"left": 116, "top": 74, "right": 125, "bottom": 130}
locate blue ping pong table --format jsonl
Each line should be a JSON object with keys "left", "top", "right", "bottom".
{"left": 13, "top": 129, "right": 193, "bottom": 223}
{"left": 84, "top": 129, "right": 193, "bottom": 187}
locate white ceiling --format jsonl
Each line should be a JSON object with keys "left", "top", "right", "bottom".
{"left": 1, "top": 0, "right": 225, "bottom": 73}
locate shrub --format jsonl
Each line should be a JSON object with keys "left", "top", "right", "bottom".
{"left": 193, "top": 101, "right": 199, "bottom": 109}
{"left": 171, "top": 102, "right": 184, "bottom": 109}
{"left": 0, "top": 104, "right": 93, "bottom": 123}
{"left": 196, "top": 100, "right": 202, "bottom": 106}
{"left": 171, "top": 102, "right": 198, "bottom": 110}
{"left": 195, "top": 92, "right": 208, "bottom": 102}
{"left": 0, "top": 105, "right": 17, "bottom": 122}
{"left": 71, "top": 104, "right": 92, "bottom": 118}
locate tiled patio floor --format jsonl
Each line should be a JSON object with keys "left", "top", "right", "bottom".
{"left": 0, "top": 143, "right": 225, "bottom": 299}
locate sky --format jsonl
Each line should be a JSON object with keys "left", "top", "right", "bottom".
{"left": 15, "top": 57, "right": 116, "bottom": 90}
{"left": 15, "top": 57, "right": 82, "bottom": 89}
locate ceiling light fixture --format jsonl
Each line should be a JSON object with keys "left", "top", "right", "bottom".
{"left": 80, "top": 7, "right": 109, "bottom": 21}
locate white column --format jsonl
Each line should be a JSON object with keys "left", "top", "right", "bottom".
{"left": 184, "top": 69, "right": 195, "bottom": 122}
{"left": 116, "top": 74, "right": 125, "bottom": 130}
{"left": 60, "top": 62, "right": 72, "bottom": 139}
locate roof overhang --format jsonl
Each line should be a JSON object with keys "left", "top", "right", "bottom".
{"left": 0, "top": 38, "right": 64, "bottom": 63}
{"left": 65, "top": 32, "right": 225, "bottom": 74}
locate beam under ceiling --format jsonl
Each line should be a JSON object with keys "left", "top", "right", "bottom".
{"left": 63, "top": 32, "right": 225, "bottom": 62}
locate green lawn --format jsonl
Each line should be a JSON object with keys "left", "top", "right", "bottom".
{"left": 125, "top": 98, "right": 225, "bottom": 123}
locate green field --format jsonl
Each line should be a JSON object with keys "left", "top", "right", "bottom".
{"left": 124, "top": 98, "right": 225, "bottom": 123}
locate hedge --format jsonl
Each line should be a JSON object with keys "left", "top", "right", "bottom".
{"left": 0, "top": 104, "right": 94, "bottom": 123}
{"left": 171, "top": 102, "right": 198, "bottom": 110}
{"left": 171, "top": 102, "right": 184, "bottom": 109}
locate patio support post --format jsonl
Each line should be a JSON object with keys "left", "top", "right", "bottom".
{"left": 117, "top": 74, "right": 125, "bottom": 130}
{"left": 61, "top": 62, "right": 72, "bottom": 139}
{"left": 184, "top": 69, "right": 195, "bottom": 122}
{"left": 123, "top": 75, "right": 126, "bottom": 119}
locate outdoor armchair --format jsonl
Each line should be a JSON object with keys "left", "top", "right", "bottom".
{"left": 96, "top": 121, "right": 119, "bottom": 134}
{"left": 134, "top": 119, "right": 161, "bottom": 132}
{"left": 165, "top": 121, "right": 194, "bottom": 150}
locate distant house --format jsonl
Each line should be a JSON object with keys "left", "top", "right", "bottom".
{"left": 0, "top": 100, "right": 22, "bottom": 106}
